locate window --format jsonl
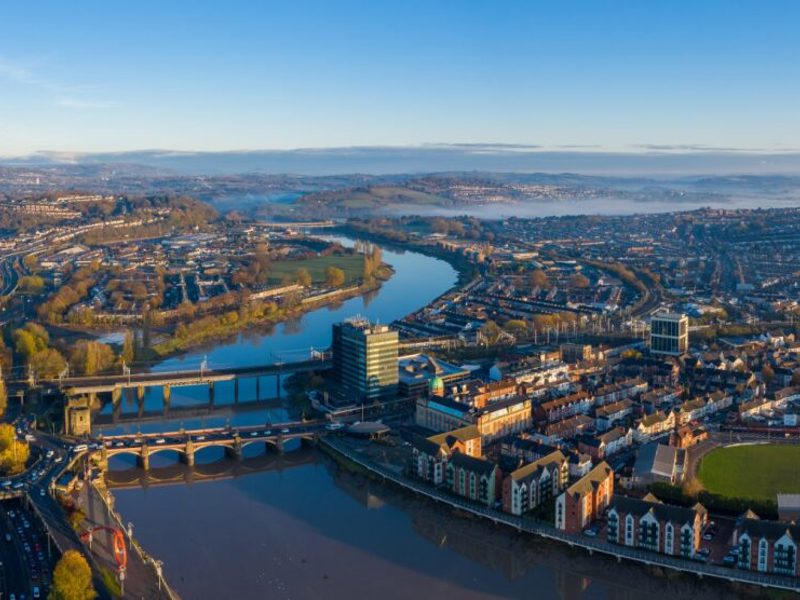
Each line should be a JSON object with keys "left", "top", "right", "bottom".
{"left": 607, "top": 512, "right": 619, "bottom": 543}
{"left": 625, "top": 515, "right": 634, "bottom": 545}
{"left": 639, "top": 520, "right": 659, "bottom": 552}
{"left": 774, "top": 542, "right": 796, "bottom": 575}
{"left": 758, "top": 539, "right": 768, "bottom": 572}
{"left": 738, "top": 537, "right": 751, "bottom": 569}
{"left": 665, "top": 523, "right": 674, "bottom": 555}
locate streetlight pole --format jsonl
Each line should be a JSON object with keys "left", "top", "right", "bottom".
{"left": 154, "top": 559, "right": 164, "bottom": 591}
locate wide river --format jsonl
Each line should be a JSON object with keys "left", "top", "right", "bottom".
{"left": 106, "top": 239, "right": 732, "bottom": 599}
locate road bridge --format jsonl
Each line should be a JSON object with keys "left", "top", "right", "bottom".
{"left": 93, "top": 420, "right": 326, "bottom": 470}
{"left": 104, "top": 450, "right": 317, "bottom": 489}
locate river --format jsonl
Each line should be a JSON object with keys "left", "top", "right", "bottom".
{"left": 105, "top": 239, "right": 733, "bottom": 599}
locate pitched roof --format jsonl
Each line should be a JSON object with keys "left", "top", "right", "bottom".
{"left": 564, "top": 461, "right": 613, "bottom": 499}
{"left": 738, "top": 515, "right": 800, "bottom": 541}
{"left": 428, "top": 425, "right": 481, "bottom": 448}
{"left": 449, "top": 452, "right": 497, "bottom": 476}
{"left": 609, "top": 494, "right": 702, "bottom": 526}
{"left": 508, "top": 450, "right": 566, "bottom": 481}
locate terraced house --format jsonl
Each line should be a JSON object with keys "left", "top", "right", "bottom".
{"left": 734, "top": 513, "right": 800, "bottom": 576}
{"left": 410, "top": 425, "right": 482, "bottom": 484}
{"left": 502, "top": 450, "right": 569, "bottom": 516}
{"left": 606, "top": 494, "right": 706, "bottom": 557}
{"left": 445, "top": 452, "right": 500, "bottom": 507}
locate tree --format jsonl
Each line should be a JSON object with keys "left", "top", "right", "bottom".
{"left": 0, "top": 423, "right": 29, "bottom": 475}
{"left": 529, "top": 269, "right": 550, "bottom": 290}
{"left": 480, "top": 320, "right": 501, "bottom": 344}
{"left": 569, "top": 273, "right": 591, "bottom": 289}
{"left": 761, "top": 363, "right": 775, "bottom": 385}
{"left": 295, "top": 268, "right": 312, "bottom": 287}
{"left": 504, "top": 319, "right": 528, "bottom": 337}
{"left": 50, "top": 550, "right": 97, "bottom": 600}
{"left": 13, "top": 322, "right": 49, "bottom": 359}
{"left": 30, "top": 348, "right": 67, "bottom": 379}
{"left": 0, "top": 375, "right": 6, "bottom": 418}
{"left": 69, "top": 341, "right": 116, "bottom": 376}
{"left": 325, "top": 266, "right": 346, "bottom": 287}
{"left": 121, "top": 330, "right": 134, "bottom": 364}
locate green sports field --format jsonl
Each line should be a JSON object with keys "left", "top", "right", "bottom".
{"left": 697, "top": 444, "right": 800, "bottom": 501}
{"left": 267, "top": 255, "right": 365, "bottom": 284}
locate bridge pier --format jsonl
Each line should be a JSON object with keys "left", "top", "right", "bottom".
{"left": 98, "top": 447, "right": 109, "bottom": 471}
{"left": 137, "top": 385, "right": 146, "bottom": 401}
{"left": 225, "top": 435, "right": 242, "bottom": 460}
{"left": 163, "top": 384, "right": 171, "bottom": 402}
{"left": 182, "top": 440, "right": 195, "bottom": 467}
{"left": 234, "top": 379, "right": 239, "bottom": 404}
{"left": 111, "top": 387, "right": 122, "bottom": 406}
{"left": 256, "top": 377, "right": 260, "bottom": 400}
{"left": 137, "top": 445, "right": 150, "bottom": 470}
{"left": 275, "top": 374, "right": 281, "bottom": 400}
{"left": 208, "top": 383, "right": 215, "bottom": 406}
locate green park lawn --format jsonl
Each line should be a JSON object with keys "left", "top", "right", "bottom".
{"left": 267, "top": 255, "right": 365, "bottom": 285}
{"left": 697, "top": 444, "right": 800, "bottom": 501}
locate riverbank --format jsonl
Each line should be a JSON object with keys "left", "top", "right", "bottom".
{"left": 147, "top": 266, "right": 393, "bottom": 361}
{"left": 319, "top": 436, "right": 800, "bottom": 596}
{"left": 331, "top": 225, "right": 476, "bottom": 287}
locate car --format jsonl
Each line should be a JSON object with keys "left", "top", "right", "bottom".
{"left": 33, "top": 587, "right": 40, "bottom": 599}
{"left": 280, "top": 428, "right": 290, "bottom": 434}
{"left": 45, "top": 450, "right": 54, "bottom": 458}
{"left": 115, "top": 442, "right": 125, "bottom": 448}
{"left": 583, "top": 527, "right": 598, "bottom": 537}
{"left": 729, "top": 547, "right": 740, "bottom": 557}
{"left": 250, "top": 431, "right": 259, "bottom": 437}
{"left": 54, "top": 456, "right": 63, "bottom": 463}
{"left": 195, "top": 435, "right": 206, "bottom": 441}
{"left": 73, "top": 444, "right": 88, "bottom": 453}
{"left": 723, "top": 554, "right": 737, "bottom": 566}
{"left": 39, "top": 489, "right": 46, "bottom": 497}
{"left": 325, "top": 422, "right": 345, "bottom": 431}
{"left": 155, "top": 438, "right": 166, "bottom": 445}
{"left": 698, "top": 547, "right": 711, "bottom": 556}
{"left": 4, "top": 533, "right": 11, "bottom": 542}
{"left": 264, "top": 430, "right": 272, "bottom": 435}
{"left": 702, "top": 533, "right": 713, "bottom": 541}
{"left": 1, "top": 480, "right": 11, "bottom": 488}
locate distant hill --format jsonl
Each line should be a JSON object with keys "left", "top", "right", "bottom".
{"left": 5, "top": 146, "right": 800, "bottom": 177}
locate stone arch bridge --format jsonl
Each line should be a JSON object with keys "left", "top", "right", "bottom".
{"left": 92, "top": 421, "right": 324, "bottom": 470}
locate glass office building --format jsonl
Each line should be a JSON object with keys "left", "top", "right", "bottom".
{"left": 649, "top": 312, "right": 689, "bottom": 356}
{"left": 332, "top": 317, "right": 399, "bottom": 402}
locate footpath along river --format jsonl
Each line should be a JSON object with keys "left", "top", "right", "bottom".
{"left": 104, "top": 238, "right": 735, "bottom": 599}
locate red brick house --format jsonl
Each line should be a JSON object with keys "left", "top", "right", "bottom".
{"left": 555, "top": 461, "right": 614, "bottom": 533}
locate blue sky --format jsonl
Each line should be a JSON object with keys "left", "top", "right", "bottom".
{"left": 1, "top": 0, "right": 799, "bottom": 155}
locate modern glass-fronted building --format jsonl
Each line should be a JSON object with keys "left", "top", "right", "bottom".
{"left": 332, "top": 317, "right": 399, "bottom": 402}
{"left": 649, "top": 312, "right": 689, "bottom": 356}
